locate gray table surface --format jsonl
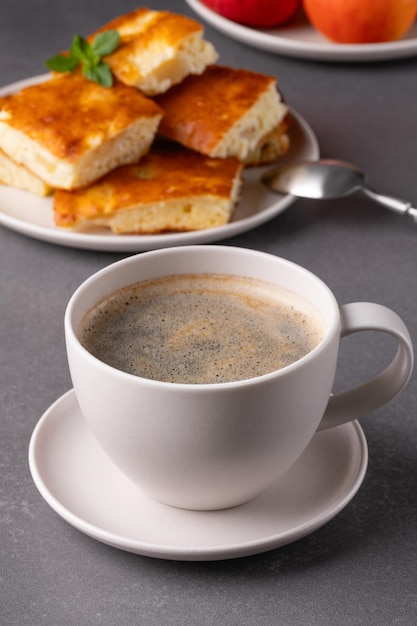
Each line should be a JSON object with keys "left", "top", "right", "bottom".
{"left": 1, "top": 1, "right": 417, "bottom": 624}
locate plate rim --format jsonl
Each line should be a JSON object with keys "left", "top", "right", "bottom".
{"left": 185, "top": 0, "right": 417, "bottom": 62}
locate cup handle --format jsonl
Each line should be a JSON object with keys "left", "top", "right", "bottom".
{"left": 318, "top": 302, "right": 414, "bottom": 431}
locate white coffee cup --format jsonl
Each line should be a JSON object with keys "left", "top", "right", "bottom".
{"left": 65, "top": 246, "right": 413, "bottom": 510}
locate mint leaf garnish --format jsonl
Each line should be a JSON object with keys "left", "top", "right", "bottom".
{"left": 70, "top": 34, "right": 92, "bottom": 62}
{"left": 91, "top": 30, "right": 120, "bottom": 56}
{"left": 45, "top": 54, "right": 78, "bottom": 73}
{"left": 83, "top": 61, "right": 113, "bottom": 88}
{"left": 45, "top": 30, "right": 120, "bottom": 88}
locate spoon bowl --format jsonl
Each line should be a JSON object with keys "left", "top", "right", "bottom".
{"left": 262, "top": 159, "right": 417, "bottom": 220}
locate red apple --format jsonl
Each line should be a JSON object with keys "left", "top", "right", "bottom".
{"left": 200, "top": 0, "right": 302, "bottom": 28}
{"left": 303, "top": 0, "right": 417, "bottom": 43}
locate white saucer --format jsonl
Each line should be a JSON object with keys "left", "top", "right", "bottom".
{"left": 29, "top": 390, "right": 368, "bottom": 561}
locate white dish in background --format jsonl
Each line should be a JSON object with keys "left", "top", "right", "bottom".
{"left": 186, "top": 0, "right": 417, "bottom": 62}
{"left": 0, "top": 75, "right": 318, "bottom": 252}
{"left": 29, "top": 389, "right": 368, "bottom": 561}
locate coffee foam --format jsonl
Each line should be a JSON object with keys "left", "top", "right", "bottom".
{"left": 79, "top": 274, "right": 323, "bottom": 384}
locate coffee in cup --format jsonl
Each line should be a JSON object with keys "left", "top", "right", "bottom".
{"left": 78, "top": 273, "right": 324, "bottom": 384}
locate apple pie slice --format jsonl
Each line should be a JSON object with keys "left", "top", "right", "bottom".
{"left": 53, "top": 145, "right": 243, "bottom": 234}
{"left": 0, "top": 73, "right": 163, "bottom": 190}
{"left": 90, "top": 8, "right": 218, "bottom": 96}
{"left": 156, "top": 65, "right": 290, "bottom": 165}
{"left": 0, "top": 149, "right": 52, "bottom": 196}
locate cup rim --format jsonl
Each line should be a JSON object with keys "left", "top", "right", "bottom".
{"left": 65, "top": 245, "right": 340, "bottom": 389}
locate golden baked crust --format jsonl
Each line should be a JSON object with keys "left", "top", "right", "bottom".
{"left": 156, "top": 65, "right": 289, "bottom": 164}
{"left": 90, "top": 8, "right": 218, "bottom": 95}
{"left": 0, "top": 74, "right": 163, "bottom": 189}
{"left": 53, "top": 145, "right": 243, "bottom": 233}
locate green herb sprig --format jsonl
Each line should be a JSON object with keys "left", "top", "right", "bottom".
{"left": 45, "top": 30, "right": 120, "bottom": 88}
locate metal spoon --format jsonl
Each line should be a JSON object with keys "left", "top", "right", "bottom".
{"left": 262, "top": 159, "right": 417, "bottom": 220}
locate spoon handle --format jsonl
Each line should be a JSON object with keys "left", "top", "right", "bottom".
{"left": 363, "top": 187, "right": 417, "bottom": 220}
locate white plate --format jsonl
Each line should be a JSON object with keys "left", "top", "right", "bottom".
{"left": 29, "top": 389, "right": 368, "bottom": 561}
{"left": 0, "top": 75, "right": 318, "bottom": 252}
{"left": 186, "top": 0, "right": 417, "bottom": 62}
